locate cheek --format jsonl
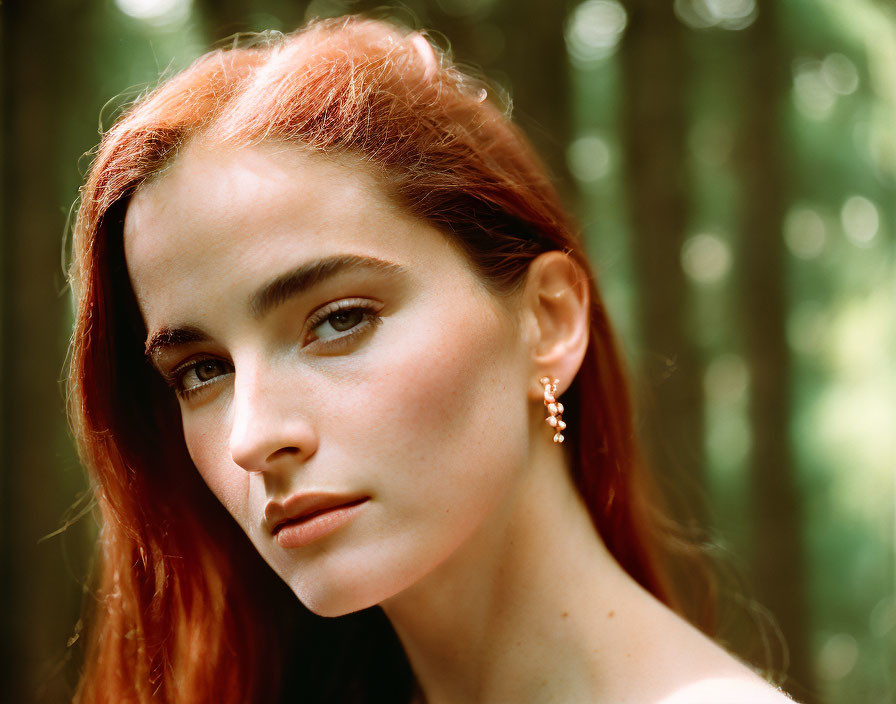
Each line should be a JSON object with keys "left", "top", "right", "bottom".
{"left": 182, "top": 407, "right": 249, "bottom": 523}
{"left": 337, "top": 292, "right": 529, "bottom": 534}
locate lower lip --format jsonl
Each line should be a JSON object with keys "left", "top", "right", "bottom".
{"left": 275, "top": 499, "right": 369, "bottom": 549}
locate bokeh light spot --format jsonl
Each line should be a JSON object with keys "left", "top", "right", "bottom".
{"left": 674, "top": 0, "right": 757, "bottom": 31}
{"left": 821, "top": 53, "right": 859, "bottom": 95}
{"left": 565, "top": 0, "right": 628, "bottom": 67}
{"left": 681, "top": 233, "right": 731, "bottom": 284}
{"left": 793, "top": 60, "right": 837, "bottom": 120}
{"left": 817, "top": 633, "right": 859, "bottom": 681}
{"left": 114, "top": 0, "right": 191, "bottom": 25}
{"left": 840, "top": 195, "right": 879, "bottom": 247}
{"left": 567, "top": 134, "right": 612, "bottom": 182}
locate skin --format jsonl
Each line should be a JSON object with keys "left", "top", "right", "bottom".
{"left": 123, "top": 139, "right": 797, "bottom": 704}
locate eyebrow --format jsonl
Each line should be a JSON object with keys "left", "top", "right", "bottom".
{"left": 144, "top": 254, "right": 409, "bottom": 363}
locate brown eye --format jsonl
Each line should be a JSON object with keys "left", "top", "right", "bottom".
{"left": 306, "top": 300, "right": 382, "bottom": 347}
{"left": 329, "top": 308, "right": 364, "bottom": 332}
{"left": 175, "top": 358, "right": 234, "bottom": 397}
{"left": 195, "top": 360, "right": 228, "bottom": 382}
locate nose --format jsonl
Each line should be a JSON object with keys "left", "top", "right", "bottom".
{"left": 228, "top": 362, "right": 319, "bottom": 473}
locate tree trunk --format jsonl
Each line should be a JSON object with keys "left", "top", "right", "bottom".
{"left": 734, "top": 2, "right": 815, "bottom": 701}
{"left": 1, "top": 1, "right": 90, "bottom": 701}
{"left": 619, "top": 0, "right": 709, "bottom": 585}
{"left": 488, "top": 0, "right": 574, "bottom": 200}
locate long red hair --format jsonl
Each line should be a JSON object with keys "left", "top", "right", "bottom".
{"left": 68, "top": 15, "right": 713, "bottom": 703}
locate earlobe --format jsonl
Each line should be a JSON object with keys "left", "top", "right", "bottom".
{"left": 523, "top": 251, "right": 591, "bottom": 398}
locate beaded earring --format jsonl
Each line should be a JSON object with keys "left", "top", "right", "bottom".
{"left": 539, "top": 376, "right": 566, "bottom": 443}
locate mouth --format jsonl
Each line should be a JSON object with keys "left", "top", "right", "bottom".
{"left": 271, "top": 496, "right": 370, "bottom": 549}
{"left": 272, "top": 496, "right": 369, "bottom": 535}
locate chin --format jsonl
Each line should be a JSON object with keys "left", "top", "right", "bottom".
{"left": 287, "top": 546, "right": 442, "bottom": 618}
{"left": 280, "top": 558, "right": 396, "bottom": 618}
{"left": 295, "top": 587, "right": 376, "bottom": 618}
{"left": 290, "top": 575, "right": 393, "bottom": 618}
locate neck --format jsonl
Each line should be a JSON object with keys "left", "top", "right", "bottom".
{"left": 378, "top": 436, "right": 765, "bottom": 704}
{"left": 378, "top": 437, "right": 651, "bottom": 704}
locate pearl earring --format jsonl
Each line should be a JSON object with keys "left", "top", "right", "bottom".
{"left": 540, "top": 376, "right": 566, "bottom": 443}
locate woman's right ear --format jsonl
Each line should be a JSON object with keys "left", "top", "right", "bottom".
{"left": 519, "top": 251, "right": 591, "bottom": 400}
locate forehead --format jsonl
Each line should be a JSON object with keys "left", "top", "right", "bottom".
{"left": 123, "top": 141, "right": 461, "bottom": 329}
{"left": 125, "top": 140, "right": 418, "bottom": 273}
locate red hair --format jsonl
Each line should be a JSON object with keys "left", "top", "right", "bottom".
{"left": 68, "top": 15, "right": 713, "bottom": 703}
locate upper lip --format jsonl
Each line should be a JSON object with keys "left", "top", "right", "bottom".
{"left": 264, "top": 492, "right": 369, "bottom": 536}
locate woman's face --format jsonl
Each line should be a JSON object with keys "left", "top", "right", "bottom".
{"left": 124, "top": 141, "right": 534, "bottom": 616}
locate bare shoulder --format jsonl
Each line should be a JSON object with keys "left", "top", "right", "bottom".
{"left": 655, "top": 677, "right": 798, "bottom": 704}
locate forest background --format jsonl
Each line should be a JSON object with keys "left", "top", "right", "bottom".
{"left": 1, "top": 0, "right": 894, "bottom": 703}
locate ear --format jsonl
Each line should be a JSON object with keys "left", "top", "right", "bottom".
{"left": 520, "top": 251, "right": 591, "bottom": 400}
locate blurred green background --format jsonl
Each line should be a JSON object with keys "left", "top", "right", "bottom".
{"left": 1, "top": 0, "right": 894, "bottom": 702}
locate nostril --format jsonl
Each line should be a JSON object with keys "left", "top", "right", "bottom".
{"left": 268, "top": 446, "right": 301, "bottom": 462}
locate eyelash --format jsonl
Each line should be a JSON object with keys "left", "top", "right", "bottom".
{"left": 303, "top": 298, "right": 383, "bottom": 348}
{"left": 164, "top": 299, "right": 383, "bottom": 401}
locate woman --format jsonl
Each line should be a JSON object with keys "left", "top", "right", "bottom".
{"left": 68, "top": 14, "right": 797, "bottom": 704}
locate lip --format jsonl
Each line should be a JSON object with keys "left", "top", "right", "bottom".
{"left": 274, "top": 499, "right": 368, "bottom": 549}
{"left": 265, "top": 492, "right": 369, "bottom": 544}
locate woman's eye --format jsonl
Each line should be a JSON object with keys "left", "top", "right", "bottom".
{"left": 167, "top": 302, "right": 380, "bottom": 399}
{"left": 193, "top": 360, "right": 229, "bottom": 382}
{"left": 327, "top": 308, "right": 365, "bottom": 333}
{"left": 175, "top": 359, "right": 233, "bottom": 396}
{"left": 307, "top": 302, "right": 382, "bottom": 345}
